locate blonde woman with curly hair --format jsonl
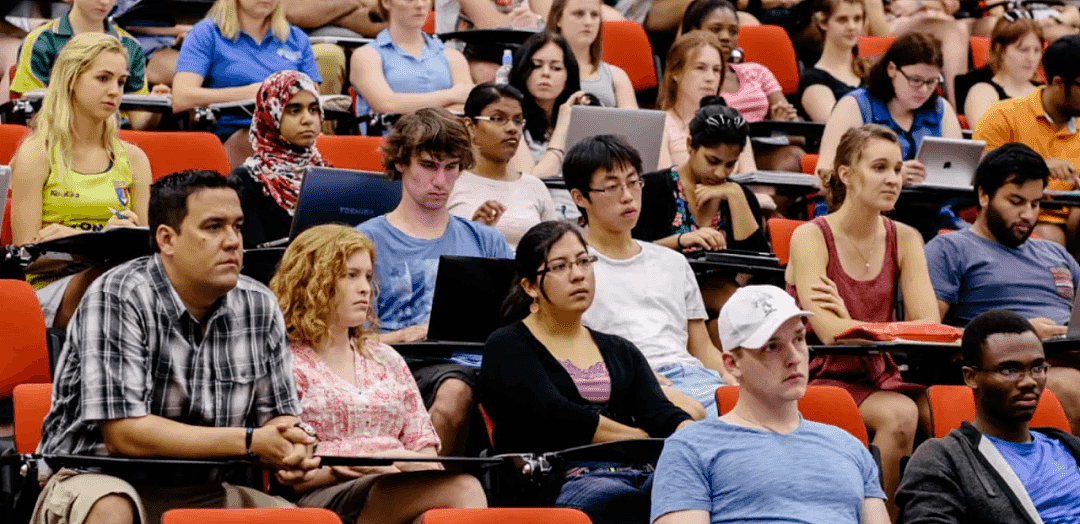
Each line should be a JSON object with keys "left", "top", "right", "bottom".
{"left": 268, "top": 224, "right": 487, "bottom": 524}
{"left": 10, "top": 32, "right": 151, "bottom": 328}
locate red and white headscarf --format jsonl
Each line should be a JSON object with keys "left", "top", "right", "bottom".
{"left": 243, "top": 70, "right": 332, "bottom": 214}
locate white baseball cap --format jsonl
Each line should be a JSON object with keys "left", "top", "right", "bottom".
{"left": 719, "top": 285, "right": 812, "bottom": 351}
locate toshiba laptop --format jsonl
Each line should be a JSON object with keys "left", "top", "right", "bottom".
{"left": 564, "top": 106, "right": 666, "bottom": 171}
{"left": 288, "top": 166, "right": 402, "bottom": 240}
{"left": 913, "top": 136, "right": 986, "bottom": 190}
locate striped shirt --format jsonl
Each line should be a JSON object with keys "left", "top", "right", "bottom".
{"left": 38, "top": 254, "right": 301, "bottom": 462}
{"left": 11, "top": 13, "right": 147, "bottom": 95}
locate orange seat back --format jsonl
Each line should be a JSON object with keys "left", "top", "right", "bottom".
{"left": 739, "top": 25, "right": 800, "bottom": 96}
{"left": 958, "top": 113, "right": 969, "bottom": 130}
{"left": 163, "top": 508, "right": 341, "bottom": 524}
{"left": 478, "top": 403, "right": 496, "bottom": 446}
{"left": 799, "top": 153, "right": 818, "bottom": 175}
{"left": 970, "top": 36, "right": 991, "bottom": 70}
{"left": 315, "top": 135, "right": 386, "bottom": 172}
{"left": 423, "top": 11, "right": 436, "bottom": 35}
{"left": 767, "top": 217, "right": 805, "bottom": 266}
{"left": 1, "top": 124, "right": 31, "bottom": 246}
{"left": 716, "top": 385, "right": 870, "bottom": 446}
{"left": 422, "top": 508, "right": 593, "bottom": 524}
{"left": 928, "top": 385, "right": 1071, "bottom": 438}
{"left": 119, "top": 130, "right": 231, "bottom": 180}
{"left": 857, "top": 36, "right": 897, "bottom": 59}
{"left": 601, "top": 21, "right": 658, "bottom": 92}
{"left": 0, "top": 280, "right": 50, "bottom": 399}
{"left": 13, "top": 382, "right": 51, "bottom": 453}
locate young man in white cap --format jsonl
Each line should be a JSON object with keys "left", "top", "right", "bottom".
{"left": 650, "top": 285, "right": 891, "bottom": 524}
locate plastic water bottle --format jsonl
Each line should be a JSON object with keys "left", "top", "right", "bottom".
{"left": 495, "top": 49, "right": 513, "bottom": 85}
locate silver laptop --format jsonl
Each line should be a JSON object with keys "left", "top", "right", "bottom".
{"left": 564, "top": 106, "right": 666, "bottom": 172}
{"left": 914, "top": 136, "right": 986, "bottom": 190}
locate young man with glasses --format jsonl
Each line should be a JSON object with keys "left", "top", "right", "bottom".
{"left": 564, "top": 135, "right": 735, "bottom": 420}
{"left": 974, "top": 34, "right": 1080, "bottom": 248}
{"left": 897, "top": 308, "right": 1080, "bottom": 524}
{"left": 925, "top": 142, "right": 1080, "bottom": 434}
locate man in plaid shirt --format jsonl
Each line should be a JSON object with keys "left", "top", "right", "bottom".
{"left": 31, "top": 170, "right": 320, "bottom": 524}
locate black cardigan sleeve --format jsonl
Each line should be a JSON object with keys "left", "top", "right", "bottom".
{"left": 608, "top": 334, "right": 693, "bottom": 437}
{"left": 723, "top": 182, "right": 771, "bottom": 253}
{"left": 479, "top": 323, "right": 602, "bottom": 453}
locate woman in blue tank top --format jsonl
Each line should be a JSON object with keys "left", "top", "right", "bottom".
{"left": 816, "top": 32, "right": 963, "bottom": 187}
{"left": 350, "top": 0, "right": 475, "bottom": 119}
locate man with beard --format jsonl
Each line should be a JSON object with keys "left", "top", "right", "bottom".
{"left": 973, "top": 35, "right": 1080, "bottom": 247}
{"left": 897, "top": 309, "right": 1080, "bottom": 523}
{"left": 925, "top": 142, "right": 1080, "bottom": 433}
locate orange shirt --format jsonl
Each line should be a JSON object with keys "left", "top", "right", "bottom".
{"left": 974, "top": 87, "right": 1076, "bottom": 224}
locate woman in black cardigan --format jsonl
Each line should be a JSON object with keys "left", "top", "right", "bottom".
{"left": 480, "top": 221, "right": 692, "bottom": 524}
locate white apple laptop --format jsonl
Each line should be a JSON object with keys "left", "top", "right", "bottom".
{"left": 913, "top": 136, "right": 986, "bottom": 191}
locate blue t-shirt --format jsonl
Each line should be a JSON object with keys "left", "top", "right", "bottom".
{"left": 648, "top": 417, "right": 885, "bottom": 522}
{"left": 987, "top": 432, "right": 1080, "bottom": 524}
{"left": 175, "top": 19, "right": 321, "bottom": 133}
{"left": 926, "top": 229, "right": 1080, "bottom": 325}
{"left": 847, "top": 88, "right": 944, "bottom": 160}
{"left": 354, "top": 29, "right": 453, "bottom": 118}
{"left": 357, "top": 215, "right": 513, "bottom": 332}
{"left": 651, "top": 418, "right": 885, "bottom": 524}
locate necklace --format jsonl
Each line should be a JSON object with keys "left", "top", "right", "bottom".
{"left": 838, "top": 221, "right": 881, "bottom": 272}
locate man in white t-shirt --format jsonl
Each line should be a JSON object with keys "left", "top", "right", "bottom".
{"left": 566, "top": 135, "right": 734, "bottom": 418}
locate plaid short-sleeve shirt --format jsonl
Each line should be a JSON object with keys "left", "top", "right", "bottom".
{"left": 38, "top": 254, "right": 301, "bottom": 459}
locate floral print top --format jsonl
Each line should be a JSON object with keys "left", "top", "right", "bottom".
{"left": 292, "top": 339, "right": 441, "bottom": 456}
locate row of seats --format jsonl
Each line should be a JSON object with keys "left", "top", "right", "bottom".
{"left": 160, "top": 507, "right": 591, "bottom": 524}
{"left": 0, "top": 125, "right": 389, "bottom": 246}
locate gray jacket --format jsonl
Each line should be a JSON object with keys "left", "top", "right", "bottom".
{"left": 897, "top": 422, "right": 1080, "bottom": 524}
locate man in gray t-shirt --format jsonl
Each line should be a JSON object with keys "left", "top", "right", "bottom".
{"left": 924, "top": 143, "right": 1080, "bottom": 434}
{"left": 652, "top": 285, "right": 889, "bottom": 524}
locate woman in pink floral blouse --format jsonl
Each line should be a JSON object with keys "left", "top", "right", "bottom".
{"left": 269, "top": 224, "right": 488, "bottom": 523}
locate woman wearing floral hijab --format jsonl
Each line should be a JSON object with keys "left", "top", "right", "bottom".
{"left": 232, "top": 70, "right": 332, "bottom": 247}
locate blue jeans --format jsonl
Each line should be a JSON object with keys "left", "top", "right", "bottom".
{"left": 657, "top": 364, "right": 724, "bottom": 417}
{"left": 556, "top": 462, "right": 654, "bottom": 524}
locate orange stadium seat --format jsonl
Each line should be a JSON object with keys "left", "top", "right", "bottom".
{"left": 927, "top": 385, "right": 1071, "bottom": 438}
{"left": 739, "top": 25, "right": 800, "bottom": 96}
{"left": 857, "top": 36, "right": 896, "bottom": 59}
{"left": 767, "top": 217, "right": 805, "bottom": 266}
{"left": 13, "top": 382, "right": 51, "bottom": 453}
{"left": 316, "top": 134, "right": 386, "bottom": 172}
{"left": 422, "top": 508, "right": 593, "bottom": 524}
{"left": 163, "top": 508, "right": 341, "bottom": 524}
{"left": 970, "top": 36, "right": 991, "bottom": 70}
{"left": 0, "top": 280, "right": 51, "bottom": 400}
{"left": 601, "top": 21, "right": 658, "bottom": 92}
{"left": 799, "top": 153, "right": 817, "bottom": 175}
{"left": 1, "top": 124, "right": 30, "bottom": 246}
{"left": 423, "top": 12, "right": 436, "bottom": 34}
{"left": 716, "top": 385, "right": 870, "bottom": 446}
{"left": 119, "top": 130, "right": 231, "bottom": 180}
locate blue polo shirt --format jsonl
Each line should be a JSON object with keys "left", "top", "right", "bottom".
{"left": 354, "top": 29, "right": 452, "bottom": 117}
{"left": 847, "top": 88, "right": 944, "bottom": 160}
{"left": 175, "top": 19, "right": 321, "bottom": 135}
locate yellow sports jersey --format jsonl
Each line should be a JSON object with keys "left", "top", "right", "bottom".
{"left": 40, "top": 140, "right": 134, "bottom": 233}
